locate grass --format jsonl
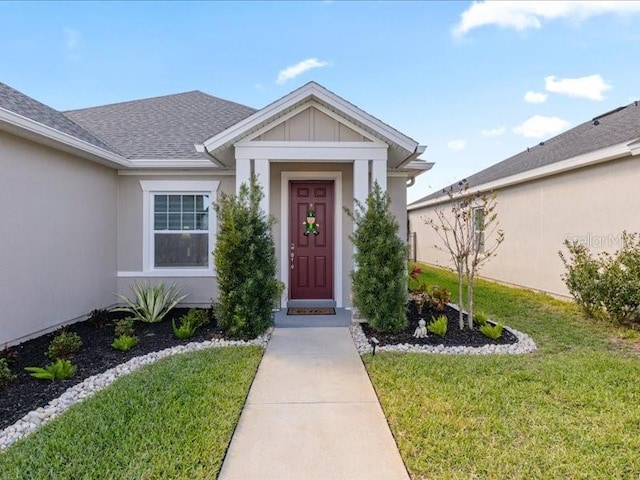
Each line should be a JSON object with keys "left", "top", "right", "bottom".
{"left": 0, "top": 346, "right": 262, "bottom": 480}
{"left": 365, "top": 265, "right": 640, "bottom": 479}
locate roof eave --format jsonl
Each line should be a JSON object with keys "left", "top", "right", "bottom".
{"left": 0, "top": 107, "right": 131, "bottom": 169}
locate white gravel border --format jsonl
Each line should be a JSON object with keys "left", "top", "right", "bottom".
{"left": 0, "top": 329, "right": 272, "bottom": 452}
{"left": 350, "top": 322, "right": 536, "bottom": 356}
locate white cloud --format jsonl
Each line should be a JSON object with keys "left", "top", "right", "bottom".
{"left": 276, "top": 58, "right": 329, "bottom": 85}
{"left": 453, "top": 1, "right": 640, "bottom": 37}
{"left": 544, "top": 74, "right": 611, "bottom": 100}
{"left": 447, "top": 139, "right": 467, "bottom": 150}
{"left": 513, "top": 115, "right": 571, "bottom": 138}
{"left": 524, "top": 91, "right": 548, "bottom": 104}
{"left": 481, "top": 126, "right": 506, "bottom": 137}
{"left": 64, "top": 28, "right": 81, "bottom": 50}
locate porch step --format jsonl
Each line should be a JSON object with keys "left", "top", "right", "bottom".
{"left": 274, "top": 307, "right": 352, "bottom": 328}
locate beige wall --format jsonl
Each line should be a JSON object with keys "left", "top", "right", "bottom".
{"left": 258, "top": 107, "right": 370, "bottom": 142}
{"left": 409, "top": 155, "right": 640, "bottom": 297}
{"left": 0, "top": 131, "right": 118, "bottom": 345}
{"left": 116, "top": 174, "right": 234, "bottom": 303}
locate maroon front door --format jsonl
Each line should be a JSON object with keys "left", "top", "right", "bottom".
{"left": 289, "top": 181, "right": 334, "bottom": 299}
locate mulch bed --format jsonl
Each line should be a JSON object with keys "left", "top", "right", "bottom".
{"left": 0, "top": 308, "right": 229, "bottom": 431}
{"left": 361, "top": 302, "right": 518, "bottom": 347}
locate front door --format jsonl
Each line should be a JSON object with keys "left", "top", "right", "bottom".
{"left": 289, "top": 181, "right": 334, "bottom": 299}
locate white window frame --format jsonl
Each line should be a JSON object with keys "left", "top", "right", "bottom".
{"left": 140, "top": 180, "right": 219, "bottom": 276}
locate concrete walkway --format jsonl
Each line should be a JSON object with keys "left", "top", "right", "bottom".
{"left": 218, "top": 327, "right": 409, "bottom": 480}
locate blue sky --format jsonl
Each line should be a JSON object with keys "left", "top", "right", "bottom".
{"left": 1, "top": 1, "right": 639, "bottom": 202}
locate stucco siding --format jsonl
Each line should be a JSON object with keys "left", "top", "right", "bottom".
{"left": 0, "top": 131, "right": 117, "bottom": 345}
{"left": 409, "top": 155, "right": 640, "bottom": 297}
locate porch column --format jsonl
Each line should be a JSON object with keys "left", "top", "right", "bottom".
{"left": 254, "top": 158, "right": 270, "bottom": 215}
{"left": 353, "top": 159, "right": 369, "bottom": 208}
{"left": 371, "top": 158, "right": 387, "bottom": 192}
{"left": 236, "top": 157, "right": 251, "bottom": 195}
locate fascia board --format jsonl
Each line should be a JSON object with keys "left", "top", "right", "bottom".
{"left": 408, "top": 141, "right": 635, "bottom": 211}
{"left": 0, "top": 107, "right": 131, "bottom": 168}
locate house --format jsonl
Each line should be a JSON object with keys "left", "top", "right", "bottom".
{"left": 408, "top": 101, "right": 640, "bottom": 298}
{"left": 0, "top": 81, "right": 431, "bottom": 346}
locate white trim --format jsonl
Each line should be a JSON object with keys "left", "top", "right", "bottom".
{"left": 236, "top": 142, "right": 387, "bottom": 161}
{"left": 117, "top": 270, "right": 215, "bottom": 278}
{"left": 408, "top": 140, "right": 639, "bottom": 211}
{"left": 118, "top": 169, "right": 233, "bottom": 176}
{"left": 128, "top": 159, "right": 218, "bottom": 168}
{"left": 0, "top": 106, "right": 131, "bottom": 168}
{"left": 202, "top": 82, "right": 417, "bottom": 154}
{"left": 280, "top": 171, "right": 343, "bottom": 308}
{"left": 139, "top": 180, "right": 220, "bottom": 274}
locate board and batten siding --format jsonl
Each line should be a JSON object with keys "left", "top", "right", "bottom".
{"left": 0, "top": 131, "right": 118, "bottom": 346}
{"left": 408, "top": 154, "right": 640, "bottom": 298}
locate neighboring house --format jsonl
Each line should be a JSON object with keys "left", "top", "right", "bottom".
{"left": 0, "top": 81, "right": 431, "bottom": 346}
{"left": 409, "top": 101, "right": 640, "bottom": 298}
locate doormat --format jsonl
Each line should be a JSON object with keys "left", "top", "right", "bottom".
{"left": 287, "top": 307, "right": 336, "bottom": 316}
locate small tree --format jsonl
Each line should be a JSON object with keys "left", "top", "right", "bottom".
{"left": 345, "top": 182, "right": 407, "bottom": 334}
{"left": 214, "top": 174, "right": 281, "bottom": 338}
{"left": 424, "top": 181, "right": 504, "bottom": 329}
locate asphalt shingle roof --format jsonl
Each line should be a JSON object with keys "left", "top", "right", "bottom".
{"left": 0, "top": 82, "right": 115, "bottom": 152}
{"left": 64, "top": 91, "right": 256, "bottom": 159}
{"left": 410, "top": 101, "right": 640, "bottom": 206}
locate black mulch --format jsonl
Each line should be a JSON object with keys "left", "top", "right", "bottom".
{"left": 0, "top": 308, "right": 233, "bottom": 431}
{"left": 361, "top": 302, "right": 518, "bottom": 347}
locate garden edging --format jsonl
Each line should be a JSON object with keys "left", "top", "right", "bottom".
{"left": 0, "top": 329, "right": 272, "bottom": 452}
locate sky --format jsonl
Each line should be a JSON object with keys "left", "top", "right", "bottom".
{"left": 1, "top": 1, "right": 639, "bottom": 203}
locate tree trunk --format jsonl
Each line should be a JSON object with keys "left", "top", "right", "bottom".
{"left": 458, "top": 265, "right": 464, "bottom": 330}
{"left": 467, "top": 273, "right": 474, "bottom": 330}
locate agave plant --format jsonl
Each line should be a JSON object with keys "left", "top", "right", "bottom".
{"left": 114, "top": 281, "right": 189, "bottom": 323}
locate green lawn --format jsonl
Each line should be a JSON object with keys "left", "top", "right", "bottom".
{"left": 0, "top": 346, "right": 262, "bottom": 480}
{"left": 365, "top": 265, "right": 640, "bottom": 480}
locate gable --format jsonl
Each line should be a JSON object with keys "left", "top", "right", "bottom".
{"left": 256, "top": 106, "right": 372, "bottom": 142}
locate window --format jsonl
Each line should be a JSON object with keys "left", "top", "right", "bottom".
{"left": 473, "top": 207, "right": 485, "bottom": 254}
{"left": 140, "top": 181, "right": 219, "bottom": 274}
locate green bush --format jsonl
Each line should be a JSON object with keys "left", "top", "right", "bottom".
{"left": 480, "top": 322, "right": 503, "bottom": 339}
{"left": 25, "top": 359, "right": 76, "bottom": 381}
{"left": 214, "top": 174, "right": 282, "bottom": 339}
{"left": 114, "top": 317, "right": 136, "bottom": 338}
{"left": 346, "top": 182, "right": 407, "bottom": 334}
{"left": 0, "top": 358, "right": 15, "bottom": 388}
{"left": 47, "top": 331, "right": 83, "bottom": 360}
{"left": 427, "top": 286, "right": 451, "bottom": 312}
{"left": 172, "top": 309, "right": 209, "bottom": 340}
{"left": 473, "top": 310, "right": 489, "bottom": 326}
{"left": 115, "top": 282, "right": 189, "bottom": 323}
{"left": 560, "top": 231, "right": 640, "bottom": 324}
{"left": 111, "top": 335, "right": 139, "bottom": 351}
{"left": 427, "top": 315, "right": 448, "bottom": 336}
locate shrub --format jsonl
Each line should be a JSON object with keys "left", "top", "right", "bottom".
{"left": 473, "top": 310, "right": 489, "bottom": 326}
{"left": 172, "top": 309, "right": 209, "bottom": 339}
{"left": 214, "top": 174, "right": 281, "bottom": 339}
{"left": 114, "top": 317, "right": 136, "bottom": 338}
{"left": 111, "top": 335, "right": 139, "bottom": 351}
{"left": 560, "top": 231, "right": 640, "bottom": 324}
{"left": 427, "top": 315, "right": 448, "bottom": 336}
{"left": 346, "top": 182, "right": 407, "bottom": 334}
{"left": 480, "top": 323, "right": 503, "bottom": 339}
{"left": 115, "top": 281, "right": 189, "bottom": 323}
{"left": 408, "top": 262, "right": 430, "bottom": 295}
{"left": 427, "top": 286, "right": 451, "bottom": 312}
{"left": 0, "top": 358, "right": 15, "bottom": 388}
{"left": 46, "top": 331, "right": 82, "bottom": 360}
{"left": 25, "top": 359, "right": 76, "bottom": 381}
